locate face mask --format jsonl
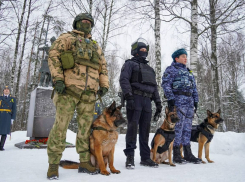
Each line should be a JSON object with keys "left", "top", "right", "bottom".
{"left": 76, "top": 21, "right": 91, "bottom": 35}
{"left": 138, "top": 51, "right": 148, "bottom": 59}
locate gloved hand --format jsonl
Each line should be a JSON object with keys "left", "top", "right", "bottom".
{"left": 11, "top": 119, "right": 14, "bottom": 125}
{"left": 154, "top": 102, "right": 162, "bottom": 121}
{"left": 194, "top": 102, "right": 198, "bottom": 113}
{"left": 54, "top": 80, "right": 65, "bottom": 94}
{"left": 167, "top": 99, "right": 175, "bottom": 112}
{"left": 97, "top": 87, "right": 108, "bottom": 97}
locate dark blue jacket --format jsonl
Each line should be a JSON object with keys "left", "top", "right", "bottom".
{"left": 119, "top": 57, "right": 161, "bottom": 103}
{"left": 161, "top": 61, "right": 198, "bottom": 102}
{"left": 0, "top": 95, "right": 16, "bottom": 134}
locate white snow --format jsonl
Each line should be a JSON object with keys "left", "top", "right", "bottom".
{"left": 1, "top": 130, "right": 245, "bottom": 182}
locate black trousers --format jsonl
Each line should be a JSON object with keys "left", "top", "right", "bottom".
{"left": 0, "top": 135, "right": 7, "bottom": 148}
{"left": 123, "top": 94, "right": 152, "bottom": 161}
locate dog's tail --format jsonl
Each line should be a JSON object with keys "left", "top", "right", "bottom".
{"left": 59, "top": 160, "right": 79, "bottom": 169}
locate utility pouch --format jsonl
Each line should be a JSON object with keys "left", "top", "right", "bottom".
{"left": 140, "top": 63, "right": 157, "bottom": 86}
{"left": 91, "top": 51, "right": 100, "bottom": 65}
{"left": 60, "top": 51, "right": 75, "bottom": 69}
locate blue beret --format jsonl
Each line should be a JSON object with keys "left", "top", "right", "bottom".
{"left": 172, "top": 48, "right": 187, "bottom": 61}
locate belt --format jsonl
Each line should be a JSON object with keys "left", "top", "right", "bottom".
{"left": 82, "top": 90, "right": 96, "bottom": 96}
{"left": 173, "top": 91, "right": 192, "bottom": 96}
{"left": 0, "top": 109, "right": 11, "bottom": 112}
{"left": 94, "top": 112, "right": 97, "bottom": 115}
{"left": 133, "top": 90, "right": 152, "bottom": 98}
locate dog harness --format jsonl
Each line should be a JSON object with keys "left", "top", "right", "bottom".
{"left": 191, "top": 121, "right": 214, "bottom": 143}
{"left": 151, "top": 128, "right": 175, "bottom": 154}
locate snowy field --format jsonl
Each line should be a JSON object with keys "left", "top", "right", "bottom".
{"left": 1, "top": 130, "right": 245, "bottom": 182}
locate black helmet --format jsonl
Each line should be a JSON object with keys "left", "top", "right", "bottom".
{"left": 73, "top": 13, "right": 94, "bottom": 29}
{"left": 131, "top": 38, "right": 149, "bottom": 56}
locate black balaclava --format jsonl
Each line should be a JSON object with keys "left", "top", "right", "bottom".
{"left": 136, "top": 42, "right": 148, "bottom": 59}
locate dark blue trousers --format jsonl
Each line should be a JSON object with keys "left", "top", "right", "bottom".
{"left": 123, "top": 94, "right": 152, "bottom": 161}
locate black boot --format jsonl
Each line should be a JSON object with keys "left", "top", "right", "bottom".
{"left": 0, "top": 135, "right": 7, "bottom": 151}
{"left": 173, "top": 146, "right": 187, "bottom": 164}
{"left": 140, "top": 159, "right": 158, "bottom": 168}
{"left": 183, "top": 144, "right": 201, "bottom": 164}
{"left": 126, "top": 155, "right": 135, "bottom": 169}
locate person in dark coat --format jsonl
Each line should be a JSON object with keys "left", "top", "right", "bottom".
{"left": 161, "top": 48, "right": 201, "bottom": 164}
{"left": 0, "top": 86, "right": 17, "bottom": 151}
{"left": 119, "top": 38, "right": 162, "bottom": 169}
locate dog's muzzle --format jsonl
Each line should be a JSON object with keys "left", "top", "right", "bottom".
{"left": 114, "top": 119, "right": 126, "bottom": 127}
{"left": 171, "top": 116, "right": 180, "bottom": 123}
{"left": 215, "top": 118, "right": 224, "bottom": 124}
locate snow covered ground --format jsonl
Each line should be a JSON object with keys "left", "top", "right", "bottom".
{"left": 1, "top": 130, "right": 245, "bottom": 182}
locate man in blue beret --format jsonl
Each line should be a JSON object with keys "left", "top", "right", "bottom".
{"left": 161, "top": 48, "right": 201, "bottom": 164}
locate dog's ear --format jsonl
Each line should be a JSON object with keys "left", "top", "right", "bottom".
{"left": 217, "top": 109, "right": 221, "bottom": 115}
{"left": 207, "top": 110, "right": 212, "bottom": 117}
{"left": 165, "top": 106, "right": 169, "bottom": 115}
{"left": 108, "top": 101, "right": 116, "bottom": 112}
{"left": 117, "top": 105, "right": 122, "bottom": 110}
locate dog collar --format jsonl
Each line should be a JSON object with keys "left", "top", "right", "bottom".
{"left": 92, "top": 126, "right": 115, "bottom": 132}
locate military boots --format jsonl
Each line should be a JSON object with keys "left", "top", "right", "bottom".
{"left": 0, "top": 135, "right": 7, "bottom": 151}
{"left": 183, "top": 144, "right": 202, "bottom": 164}
{"left": 78, "top": 161, "right": 99, "bottom": 175}
{"left": 47, "top": 164, "right": 59, "bottom": 180}
{"left": 173, "top": 146, "right": 187, "bottom": 164}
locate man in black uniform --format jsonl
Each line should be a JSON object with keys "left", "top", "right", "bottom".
{"left": 0, "top": 86, "right": 16, "bottom": 151}
{"left": 119, "top": 38, "right": 162, "bottom": 169}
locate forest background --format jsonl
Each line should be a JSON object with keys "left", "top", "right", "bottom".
{"left": 0, "top": 0, "right": 245, "bottom": 133}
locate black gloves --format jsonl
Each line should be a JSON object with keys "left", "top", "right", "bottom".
{"left": 125, "top": 93, "right": 135, "bottom": 110}
{"left": 167, "top": 99, "right": 175, "bottom": 112}
{"left": 194, "top": 102, "right": 198, "bottom": 113}
{"left": 54, "top": 80, "right": 65, "bottom": 94}
{"left": 97, "top": 87, "right": 108, "bottom": 97}
{"left": 154, "top": 102, "right": 162, "bottom": 121}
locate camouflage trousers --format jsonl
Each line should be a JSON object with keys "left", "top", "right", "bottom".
{"left": 47, "top": 92, "right": 96, "bottom": 164}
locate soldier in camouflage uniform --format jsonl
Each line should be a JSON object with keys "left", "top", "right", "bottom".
{"left": 161, "top": 48, "right": 201, "bottom": 164}
{"left": 47, "top": 13, "right": 109, "bottom": 179}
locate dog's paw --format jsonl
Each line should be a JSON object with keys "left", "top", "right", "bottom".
{"left": 111, "top": 169, "right": 121, "bottom": 174}
{"left": 201, "top": 161, "right": 206, "bottom": 164}
{"left": 100, "top": 170, "right": 110, "bottom": 176}
{"left": 208, "top": 160, "right": 214, "bottom": 163}
{"left": 170, "top": 163, "right": 176, "bottom": 167}
{"left": 161, "top": 161, "right": 169, "bottom": 165}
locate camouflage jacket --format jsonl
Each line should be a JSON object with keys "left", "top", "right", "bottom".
{"left": 48, "top": 30, "right": 109, "bottom": 99}
{"left": 161, "top": 61, "right": 199, "bottom": 102}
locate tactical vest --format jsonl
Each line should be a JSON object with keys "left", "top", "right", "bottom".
{"left": 190, "top": 122, "right": 214, "bottom": 143}
{"left": 60, "top": 32, "right": 100, "bottom": 70}
{"left": 172, "top": 66, "right": 194, "bottom": 90}
{"left": 127, "top": 59, "right": 157, "bottom": 86}
{"left": 151, "top": 128, "right": 175, "bottom": 154}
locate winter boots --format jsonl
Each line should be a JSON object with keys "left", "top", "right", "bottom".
{"left": 78, "top": 161, "right": 100, "bottom": 175}
{"left": 126, "top": 155, "right": 135, "bottom": 169}
{"left": 173, "top": 146, "right": 187, "bottom": 164}
{"left": 183, "top": 144, "right": 201, "bottom": 164}
{"left": 47, "top": 164, "right": 59, "bottom": 180}
{"left": 0, "top": 135, "right": 7, "bottom": 151}
{"left": 140, "top": 159, "right": 159, "bottom": 168}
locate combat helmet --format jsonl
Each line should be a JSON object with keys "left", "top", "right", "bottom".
{"left": 131, "top": 38, "right": 149, "bottom": 56}
{"left": 73, "top": 13, "right": 94, "bottom": 29}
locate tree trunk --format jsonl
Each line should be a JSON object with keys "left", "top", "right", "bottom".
{"left": 10, "top": 0, "right": 27, "bottom": 95}
{"left": 32, "top": 0, "right": 53, "bottom": 88}
{"left": 15, "top": 0, "right": 32, "bottom": 101}
{"left": 209, "top": 0, "right": 220, "bottom": 110}
{"left": 154, "top": 0, "right": 162, "bottom": 93}
{"left": 190, "top": 0, "right": 198, "bottom": 78}
{"left": 21, "top": 21, "right": 39, "bottom": 130}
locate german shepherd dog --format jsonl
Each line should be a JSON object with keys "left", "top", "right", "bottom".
{"left": 182, "top": 109, "right": 223, "bottom": 164}
{"left": 60, "top": 101, "right": 126, "bottom": 175}
{"left": 150, "top": 106, "right": 180, "bottom": 167}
